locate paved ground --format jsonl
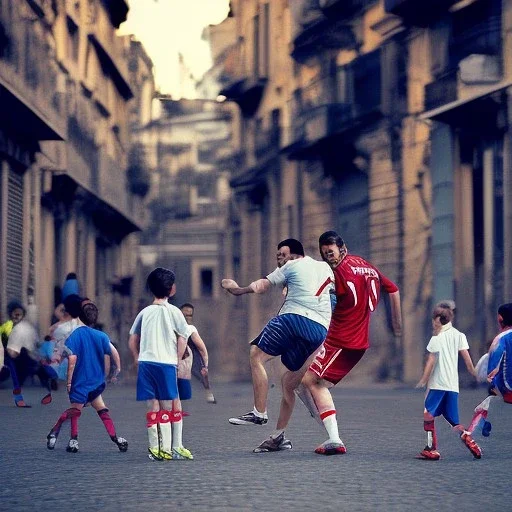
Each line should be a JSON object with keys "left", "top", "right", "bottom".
{"left": 0, "top": 379, "right": 510, "bottom": 512}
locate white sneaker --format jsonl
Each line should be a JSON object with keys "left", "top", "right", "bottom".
{"left": 66, "top": 439, "right": 79, "bottom": 453}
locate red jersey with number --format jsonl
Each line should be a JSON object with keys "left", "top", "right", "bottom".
{"left": 325, "top": 254, "right": 398, "bottom": 350}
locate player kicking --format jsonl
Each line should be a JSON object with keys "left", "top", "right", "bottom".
{"left": 222, "top": 238, "right": 334, "bottom": 453}
{"left": 301, "top": 231, "right": 402, "bottom": 455}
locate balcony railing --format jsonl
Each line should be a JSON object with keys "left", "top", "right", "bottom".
{"left": 424, "top": 70, "right": 458, "bottom": 111}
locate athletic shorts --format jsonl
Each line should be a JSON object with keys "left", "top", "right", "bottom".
{"left": 424, "top": 389, "right": 459, "bottom": 426}
{"left": 309, "top": 342, "right": 366, "bottom": 385}
{"left": 178, "top": 378, "right": 192, "bottom": 400}
{"left": 69, "top": 382, "right": 105, "bottom": 405}
{"left": 137, "top": 361, "right": 178, "bottom": 401}
{"left": 251, "top": 314, "right": 327, "bottom": 372}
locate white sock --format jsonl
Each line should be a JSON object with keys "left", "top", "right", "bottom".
{"left": 172, "top": 419, "right": 183, "bottom": 448}
{"left": 159, "top": 421, "right": 172, "bottom": 453}
{"left": 270, "top": 429, "right": 284, "bottom": 440}
{"left": 322, "top": 411, "right": 342, "bottom": 443}
{"left": 147, "top": 424, "right": 159, "bottom": 451}
{"left": 253, "top": 406, "right": 268, "bottom": 418}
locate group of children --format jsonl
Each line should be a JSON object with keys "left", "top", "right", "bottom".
{"left": 416, "top": 300, "right": 512, "bottom": 460}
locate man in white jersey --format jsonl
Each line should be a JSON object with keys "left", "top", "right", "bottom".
{"left": 221, "top": 238, "right": 334, "bottom": 452}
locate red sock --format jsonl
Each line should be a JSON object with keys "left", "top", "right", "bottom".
{"left": 51, "top": 408, "right": 80, "bottom": 436}
{"left": 97, "top": 408, "right": 116, "bottom": 438}
{"left": 70, "top": 409, "right": 81, "bottom": 438}
{"left": 424, "top": 420, "right": 437, "bottom": 450}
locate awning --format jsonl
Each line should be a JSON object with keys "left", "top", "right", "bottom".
{"left": 419, "top": 79, "right": 512, "bottom": 125}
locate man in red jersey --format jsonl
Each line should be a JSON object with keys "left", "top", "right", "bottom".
{"left": 301, "top": 230, "right": 402, "bottom": 455}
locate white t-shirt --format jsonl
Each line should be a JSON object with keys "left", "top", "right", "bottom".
{"left": 52, "top": 318, "right": 80, "bottom": 362}
{"left": 426, "top": 322, "right": 469, "bottom": 393}
{"left": 7, "top": 320, "right": 38, "bottom": 358}
{"left": 130, "top": 302, "right": 189, "bottom": 365}
{"left": 266, "top": 256, "right": 334, "bottom": 329}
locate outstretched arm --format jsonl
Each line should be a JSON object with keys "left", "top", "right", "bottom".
{"left": 460, "top": 349, "right": 477, "bottom": 378}
{"left": 221, "top": 278, "right": 272, "bottom": 296}
{"left": 389, "top": 290, "right": 402, "bottom": 337}
{"left": 416, "top": 353, "right": 436, "bottom": 388}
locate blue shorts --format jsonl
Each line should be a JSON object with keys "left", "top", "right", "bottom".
{"left": 178, "top": 378, "right": 192, "bottom": 400}
{"left": 69, "top": 382, "right": 105, "bottom": 405}
{"left": 137, "top": 361, "right": 178, "bottom": 401}
{"left": 251, "top": 314, "right": 327, "bottom": 372}
{"left": 424, "top": 389, "right": 460, "bottom": 426}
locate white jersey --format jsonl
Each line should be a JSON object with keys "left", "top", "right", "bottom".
{"left": 266, "top": 256, "right": 334, "bottom": 329}
{"left": 7, "top": 320, "right": 38, "bottom": 358}
{"left": 426, "top": 322, "right": 469, "bottom": 393}
{"left": 130, "top": 302, "right": 189, "bottom": 365}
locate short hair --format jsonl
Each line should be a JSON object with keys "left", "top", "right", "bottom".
{"left": 435, "top": 300, "right": 456, "bottom": 313}
{"left": 432, "top": 305, "right": 453, "bottom": 325}
{"left": 66, "top": 272, "right": 77, "bottom": 280}
{"left": 498, "top": 303, "right": 512, "bottom": 327}
{"left": 319, "top": 230, "right": 345, "bottom": 249}
{"left": 63, "top": 294, "right": 83, "bottom": 319}
{"left": 180, "top": 303, "right": 194, "bottom": 311}
{"left": 7, "top": 300, "right": 25, "bottom": 316}
{"left": 277, "top": 238, "right": 304, "bottom": 257}
{"left": 147, "top": 267, "right": 176, "bottom": 298}
{"left": 80, "top": 302, "right": 99, "bottom": 326}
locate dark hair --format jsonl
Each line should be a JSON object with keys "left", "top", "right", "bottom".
{"left": 319, "top": 230, "right": 345, "bottom": 249}
{"left": 147, "top": 267, "right": 176, "bottom": 298}
{"left": 180, "top": 303, "right": 194, "bottom": 311}
{"left": 498, "top": 303, "right": 512, "bottom": 327}
{"left": 432, "top": 305, "right": 453, "bottom": 325}
{"left": 80, "top": 302, "right": 99, "bottom": 326}
{"left": 66, "top": 272, "right": 77, "bottom": 280}
{"left": 63, "top": 294, "right": 83, "bottom": 319}
{"left": 7, "top": 300, "right": 25, "bottom": 316}
{"left": 435, "top": 300, "right": 456, "bottom": 313}
{"left": 277, "top": 238, "right": 304, "bottom": 257}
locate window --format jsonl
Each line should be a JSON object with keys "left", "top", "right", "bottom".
{"left": 200, "top": 269, "right": 213, "bottom": 297}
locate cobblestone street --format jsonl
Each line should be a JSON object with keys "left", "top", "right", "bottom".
{"left": 0, "top": 381, "right": 510, "bottom": 512}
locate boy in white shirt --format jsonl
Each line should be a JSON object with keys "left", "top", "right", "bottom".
{"left": 416, "top": 304, "right": 481, "bottom": 460}
{"left": 129, "top": 267, "right": 192, "bottom": 461}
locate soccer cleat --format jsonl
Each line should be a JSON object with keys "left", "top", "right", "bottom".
{"left": 114, "top": 437, "right": 128, "bottom": 452}
{"left": 66, "top": 439, "right": 79, "bottom": 453}
{"left": 416, "top": 448, "right": 441, "bottom": 460}
{"left": 315, "top": 440, "right": 347, "bottom": 456}
{"left": 172, "top": 446, "right": 194, "bottom": 460}
{"left": 228, "top": 411, "right": 268, "bottom": 425}
{"left": 461, "top": 432, "right": 482, "bottom": 459}
{"left": 41, "top": 393, "right": 52, "bottom": 405}
{"left": 148, "top": 447, "right": 172, "bottom": 461}
{"left": 253, "top": 432, "right": 292, "bottom": 453}
{"left": 46, "top": 433, "right": 57, "bottom": 450}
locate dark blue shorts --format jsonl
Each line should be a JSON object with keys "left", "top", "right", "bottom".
{"left": 69, "top": 382, "right": 106, "bottom": 405}
{"left": 424, "top": 389, "right": 460, "bottom": 426}
{"left": 251, "top": 313, "right": 327, "bottom": 372}
{"left": 178, "top": 378, "right": 192, "bottom": 400}
{"left": 137, "top": 361, "right": 178, "bottom": 401}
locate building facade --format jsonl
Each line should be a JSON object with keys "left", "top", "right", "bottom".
{"left": 212, "top": 0, "right": 512, "bottom": 382}
{"left": 0, "top": 0, "right": 152, "bottom": 362}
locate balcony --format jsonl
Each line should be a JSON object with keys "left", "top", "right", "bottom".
{"left": 384, "top": 0, "right": 459, "bottom": 25}
{"left": 291, "top": 17, "right": 357, "bottom": 63}
{"left": 219, "top": 41, "right": 267, "bottom": 117}
{"left": 0, "top": 14, "right": 65, "bottom": 141}
{"left": 287, "top": 50, "right": 383, "bottom": 159}
{"left": 424, "top": 70, "right": 458, "bottom": 111}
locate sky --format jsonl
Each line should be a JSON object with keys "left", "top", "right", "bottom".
{"left": 119, "top": 0, "right": 230, "bottom": 98}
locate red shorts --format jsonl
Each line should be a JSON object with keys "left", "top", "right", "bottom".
{"left": 309, "top": 342, "right": 366, "bottom": 385}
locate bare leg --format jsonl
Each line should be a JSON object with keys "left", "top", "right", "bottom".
{"left": 249, "top": 345, "right": 274, "bottom": 414}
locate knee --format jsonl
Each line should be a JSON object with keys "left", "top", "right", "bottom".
{"left": 67, "top": 407, "right": 82, "bottom": 419}
{"left": 302, "top": 371, "right": 315, "bottom": 389}
{"left": 423, "top": 410, "right": 434, "bottom": 422}
{"left": 97, "top": 408, "right": 109, "bottom": 417}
